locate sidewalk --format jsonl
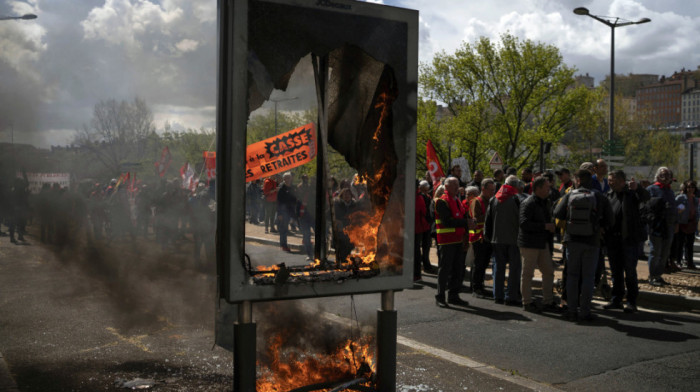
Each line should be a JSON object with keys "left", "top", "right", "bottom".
{"left": 243, "top": 221, "right": 700, "bottom": 309}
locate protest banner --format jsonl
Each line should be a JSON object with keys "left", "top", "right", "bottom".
{"left": 245, "top": 123, "right": 317, "bottom": 182}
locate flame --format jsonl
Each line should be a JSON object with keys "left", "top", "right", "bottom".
{"left": 338, "top": 87, "right": 398, "bottom": 270}
{"left": 256, "top": 335, "right": 375, "bottom": 391}
{"left": 372, "top": 91, "right": 392, "bottom": 144}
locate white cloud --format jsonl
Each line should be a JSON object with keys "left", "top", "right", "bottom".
{"left": 152, "top": 104, "right": 216, "bottom": 133}
{"left": 175, "top": 38, "right": 199, "bottom": 53}
{"left": 81, "top": 0, "right": 184, "bottom": 51}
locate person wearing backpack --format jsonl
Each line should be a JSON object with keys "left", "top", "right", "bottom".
{"left": 603, "top": 170, "right": 650, "bottom": 313}
{"left": 554, "top": 169, "right": 613, "bottom": 322}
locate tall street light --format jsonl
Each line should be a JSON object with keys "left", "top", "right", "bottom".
{"left": 574, "top": 7, "right": 650, "bottom": 145}
{"left": 0, "top": 13, "right": 37, "bottom": 21}
{"left": 271, "top": 96, "right": 298, "bottom": 133}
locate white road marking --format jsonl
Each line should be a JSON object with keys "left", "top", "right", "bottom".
{"left": 321, "top": 311, "right": 562, "bottom": 391}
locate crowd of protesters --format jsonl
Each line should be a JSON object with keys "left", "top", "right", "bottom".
{"left": 3, "top": 157, "right": 697, "bottom": 322}
{"left": 417, "top": 160, "right": 698, "bottom": 322}
{"left": 245, "top": 171, "right": 372, "bottom": 262}
{"left": 0, "top": 175, "right": 216, "bottom": 268}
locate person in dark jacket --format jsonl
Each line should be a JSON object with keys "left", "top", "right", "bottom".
{"left": 672, "top": 180, "right": 699, "bottom": 270}
{"left": 645, "top": 167, "right": 678, "bottom": 286}
{"left": 518, "top": 176, "right": 557, "bottom": 313}
{"left": 334, "top": 188, "right": 356, "bottom": 263}
{"left": 554, "top": 169, "right": 614, "bottom": 321}
{"left": 276, "top": 172, "right": 297, "bottom": 253}
{"left": 603, "top": 170, "right": 649, "bottom": 313}
{"left": 484, "top": 175, "right": 522, "bottom": 306}
{"left": 417, "top": 180, "right": 435, "bottom": 275}
{"left": 414, "top": 181, "right": 432, "bottom": 281}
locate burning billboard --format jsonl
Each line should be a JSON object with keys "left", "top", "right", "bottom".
{"left": 217, "top": 0, "right": 418, "bottom": 302}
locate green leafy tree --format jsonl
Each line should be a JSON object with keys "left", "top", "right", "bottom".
{"left": 420, "top": 34, "right": 589, "bottom": 171}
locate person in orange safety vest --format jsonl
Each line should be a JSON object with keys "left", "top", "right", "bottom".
{"left": 434, "top": 177, "right": 476, "bottom": 307}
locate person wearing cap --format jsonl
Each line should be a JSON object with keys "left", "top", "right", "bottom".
{"left": 645, "top": 167, "right": 679, "bottom": 286}
{"left": 555, "top": 168, "right": 573, "bottom": 193}
{"left": 579, "top": 162, "right": 603, "bottom": 193}
{"left": 554, "top": 169, "right": 614, "bottom": 321}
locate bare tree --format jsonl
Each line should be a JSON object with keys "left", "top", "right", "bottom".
{"left": 75, "top": 97, "right": 156, "bottom": 174}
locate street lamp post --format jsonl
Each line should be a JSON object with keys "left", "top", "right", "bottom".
{"left": 0, "top": 13, "right": 37, "bottom": 21}
{"left": 574, "top": 7, "right": 650, "bottom": 145}
{"left": 271, "top": 96, "right": 298, "bottom": 133}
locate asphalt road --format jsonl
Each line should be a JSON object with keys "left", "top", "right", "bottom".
{"left": 1, "top": 233, "right": 699, "bottom": 391}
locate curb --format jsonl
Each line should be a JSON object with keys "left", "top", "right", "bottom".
{"left": 527, "top": 276, "right": 700, "bottom": 310}
{"left": 0, "top": 352, "right": 19, "bottom": 392}
{"left": 243, "top": 238, "right": 699, "bottom": 310}
{"left": 636, "top": 290, "right": 700, "bottom": 310}
{"left": 245, "top": 236, "right": 304, "bottom": 252}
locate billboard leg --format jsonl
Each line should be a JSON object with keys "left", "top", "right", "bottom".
{"left": 376, "top": 291, "right": 396, "bottom": 392}
{"left": 234, "top": 302, "right": 256, "bottom": 391}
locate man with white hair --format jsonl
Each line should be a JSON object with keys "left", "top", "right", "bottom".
{"left": 434, "top": 177, "right": 475, "bottom": 307}
{"left": 645, "top": 167, "right": 678, "bottom": 286}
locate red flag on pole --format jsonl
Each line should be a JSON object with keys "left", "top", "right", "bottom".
{"left": 155, "top": 147, "right": 172, "bottom": 177}
{"left": 203, "top": 151, "right": 216, "bottom": 183}
{"left": 426, "top": 139, "right": 445, "bottom": 190}
{"left": 180, "top": 163, "right": 198, "bottom": 192}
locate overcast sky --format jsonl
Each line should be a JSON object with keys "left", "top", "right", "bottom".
{"left": 1, "top": 0, "right": 698, "bottom": 148}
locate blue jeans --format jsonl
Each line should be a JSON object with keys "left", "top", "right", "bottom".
{"left": 492, "top": 244, "right": 521, "bottom": 302}
{"left": 566, "top": 242, "right": 599, "bottom": 316}
{"left": 607, "top": 242, "right": 639, "bottom": 305}
{"left": 648, "top": 223, "right": 675, "bottom": 278}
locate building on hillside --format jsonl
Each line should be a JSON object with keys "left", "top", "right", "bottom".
{"left": 600, "top": 73, "right": 659, "bottom": 97}
{"left": 636, "top": 69, "right": 698, "bottom": 128}
{"left": 435, "top": 104, "right": 452, "bottom": 122}
{"left": 575, "top": 73, "right": 594, "bottom": 89}
{"left": 682, "top": 88, "right": 700, "bottom": 128}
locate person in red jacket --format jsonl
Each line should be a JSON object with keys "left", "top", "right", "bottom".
{"left": 434, "top": 177, "right": 476, "bottom": 307}
{"left": 262, "top": 175, "right": 279, "bottom": 233}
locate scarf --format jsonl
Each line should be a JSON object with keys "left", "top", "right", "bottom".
{"left": 654, "top": 181, "right": 670, "bottom": 190}
{"left": 495, "top": 183, "right": 519, "bottom": 203}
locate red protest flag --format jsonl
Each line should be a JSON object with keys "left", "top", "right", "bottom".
{"left": 203, "top": 151, "right": 216, "bottom": 182}
{"left": 155, "top": 146, "right": 172, "bottom": 177}
{"left": 426, "top": 139, "right": 445, "bottom": 188}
